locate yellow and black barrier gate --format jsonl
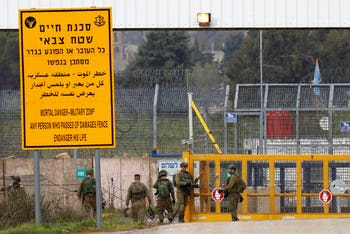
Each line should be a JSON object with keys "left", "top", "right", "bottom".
{"left": 182, "top": 152, "right": 350, "bottom": 222}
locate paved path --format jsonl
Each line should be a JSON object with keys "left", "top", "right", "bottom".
{"left": 112, "top": 218, "right": 350, "bottom": 234}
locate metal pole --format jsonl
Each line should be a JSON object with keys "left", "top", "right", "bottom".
{"left": 188, "top": 92, "right": 193, "bottom": 152}
{"left": 2, "top": 159, "right": 5, "bottom": 202}
{"left": 73, "top": 149, "right": 77, "bottom": 158}
{"left": 153, "top": 84, "right": 159, "bottom": 148}
{"left": 328, "top": 85, "right": 334, "bottom": 154}
{"left": 95, "top": 149, "right": 102, "bottom": 228}
{"left": 296, "top": 85, "right": 301, "bottom": 154}
{"left": 234, "top": 122, "right": 238, "bottom": 154}
{"left": 224, "top": 85, "right": 230, "bottom": 154}
{"left": 34, "top": 150, "right": 41, "bottom": 224}
{"left": 259, "top": 30, "right": 264, "bottom": 154}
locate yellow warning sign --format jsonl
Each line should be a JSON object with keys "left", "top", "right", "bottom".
{"left": 19, "top": 8, "right": 115, "bottom": 150}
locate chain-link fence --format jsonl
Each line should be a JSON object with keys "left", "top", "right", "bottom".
{"left": 233, "top": 83, "right": 350, "bottom": 155}
{"left": 0, "top": 68, "right": 229, "bottom": 158}
{"left": 3, "top": 80, "right": 350, "bottom": 158}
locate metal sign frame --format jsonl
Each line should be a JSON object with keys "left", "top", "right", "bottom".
{"left": 19, "top": 8, "right": 115, "bottom": 150}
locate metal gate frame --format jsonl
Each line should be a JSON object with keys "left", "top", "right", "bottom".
{"left": 182, "top": 151, "right": 350, "bottom": 222}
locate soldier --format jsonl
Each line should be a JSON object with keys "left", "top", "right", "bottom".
{"left": 153, "top": 170, "right": 175, "bottom": 224}
{"left": 174, "top": 162, "right": 194, "bottom": 223}
{"left": 0, "top": 175, "right": 26, "bottom": 196}
{"left": 77, "top": 168, "right": 96, "bottom": 216}
{"left": 126, "top": 174, "right": 153, "bottom": 223}
{"left": 218, "top": 164, "right": 240, "bottom": 221}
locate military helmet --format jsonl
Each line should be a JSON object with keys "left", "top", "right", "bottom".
{"left": 159, "top": 170, "right": 167, "bottom": 177}
{"left": 180, "top": 162, "right": 188, "bottom": 168}
{"left": 11, "top": 175, "right": 21, "bottom": 182}
{"left": 86, "top": 168, "right": 94, "bottom": 175}
{"left": 227, "top": 164, "right": 237, "bottom": 170}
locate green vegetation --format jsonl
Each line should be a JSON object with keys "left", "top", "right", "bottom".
{"left": 0, "top": 190, "right": 149, "bottom": 233}
{"left": 225, "top": 30, "right": 350, "bottom": 94}
{"left": 120, "top": 31, "right": 193, "bottom": 88}
{"left": 0, "top": 207, "right": 150, "bottom": 234}
{"left": 0, "top": 31, "right": 19, "bottom": 89}
{"left": 0, "top": 208, "right": 149, "bottom": 234}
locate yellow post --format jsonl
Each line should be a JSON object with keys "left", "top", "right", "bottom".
{"left": 200, "top": 161, "right": 210, "bottom": 212}
{"left": 215, "top": 159, "right": 221, "bottom": 213}
{"left": 323, "top": 160, "right": 329, "bottom": 214}
{"left": 191, "top": 101, "right": 223, "bottom": 154}
{"left": 242, "top": 159, "right": 248, "bottom": 213}
{"left": 296, "top": 159, "right": 302, "bottom": 214}
{"left": 183, "top": 151, "right": 191, "bottom": 222}
{"left": 269, "top": 159, "right": 275, "bottom": 214}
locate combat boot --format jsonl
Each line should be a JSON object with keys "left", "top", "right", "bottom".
{"left": 168, "top": 217, "right": 173, "bottom": 223}
{"left": 159, "top": 219, "right": 164, "bottom": 224}
{"left": 178, "top": 215, "right": 184, "bottom": 223}
{"left": 232, "top": 216, "right": 239, "bottom": 221}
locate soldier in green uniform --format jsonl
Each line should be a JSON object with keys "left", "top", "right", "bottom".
{"left": 77, "top": 168, "right": 96, "bottom": 216}
{"left": 153, "top": 170, "right": 175, "bottom": 224}
{"left": 0, "top": 175, "right": 26, "bottom": 196}
{"left": 220, "top": 164, "right": 240, "bottom": 221}
{"left": 174, "top": 162, "right": 193, "bottom": 223}
{"left": 126, "top": 174, "right": 153, "bottom": 223}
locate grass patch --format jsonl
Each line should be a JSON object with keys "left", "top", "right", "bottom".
{"left": 0, "top": 209, "right": 150, "bottom": 234}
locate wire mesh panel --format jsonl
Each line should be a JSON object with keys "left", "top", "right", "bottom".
{"left": 267, "top": 85, "right": 298, "bottom": 109}
{"left": 235, "top": 84, "right": 350, "bottom": 155}
{"left": 299, "top": 86, "right": 330, "bottom": 109}
{"left": 274, "top": 161, "right": 297, "bottom": 213}
{"left": 236, "top": 86, "right": 263, "bottom": 110}
{"left": 329, "top": 161, "right": 350, "bottom": 213}
{"left": 333, "top": 86, "right": 350, "bottom": 109}
{"left": 247, "top": 160, "right": 274, "bottom": 214}
{"left": 302, "top": 161, "right": 324, "bottom": 213}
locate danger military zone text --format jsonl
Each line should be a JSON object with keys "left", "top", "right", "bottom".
{"left": 29, "top": 108, "right": 108, "bottom": 142}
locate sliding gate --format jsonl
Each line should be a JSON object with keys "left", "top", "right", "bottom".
{"left": 182, "top": 152, "right": 350, "bottom": 222}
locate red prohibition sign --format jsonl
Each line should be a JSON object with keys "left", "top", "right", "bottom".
{"left": 319, "top": 189, "right": 332, "bottom": 204}
{"left": 212, "top": 187, "right": 224, "bottom": 202}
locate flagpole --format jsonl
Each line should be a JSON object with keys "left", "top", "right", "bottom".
{"left": 314, "top": 58, "right": 320, "bottom": 121}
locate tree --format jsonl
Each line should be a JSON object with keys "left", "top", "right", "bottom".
{"left": 0, "top": 31, "right": 19, "bottom": 89}
{"left": 224, "top": 30, "right": 350, "bottom": 94}
{"left": 120, "top": 31, "right": 193, "bottom": 88}
{"left": 191, "top": 38, "right": 213, "bottom": 65}
{"left": 189, "top": 62, "right": 222, "bottom": 90}
{"left": 221, "top": 32, "right": 244, "bottom": 68}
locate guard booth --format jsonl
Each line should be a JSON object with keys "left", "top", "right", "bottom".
{"left": 183, "top": 152, "right": 350, "bottom": 222}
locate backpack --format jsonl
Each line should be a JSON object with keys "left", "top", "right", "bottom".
{"left": 223, "top": 175, "right": 246, "bottom": 197}
{"left": 82, "top": 178, "right": 96, "bottom": 196}
{"left": 131, "top": 182, "right": 144, "bottom": 200}
{"left": 157, "top": 180, "right": 170, "bottom": 198}
{"left": 238, "top": 177, "right": 247, "bottom": 193}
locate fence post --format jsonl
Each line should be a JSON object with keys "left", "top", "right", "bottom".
{"left": 153, "top": 84, "right": 159, "bottom": 149}
{"left": 34, "top": 150, "right": 41, "bottom": 224}
{"left": 224, "top": 85, "right": 230, "bottom": 154}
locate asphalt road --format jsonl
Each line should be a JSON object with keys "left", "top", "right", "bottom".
{"left": 114, "top": 218, "right": 350, "bottom": 234}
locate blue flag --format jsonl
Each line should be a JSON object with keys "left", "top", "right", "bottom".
{"left": 313, "top": 58, "right": 321, "bottom": 96}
